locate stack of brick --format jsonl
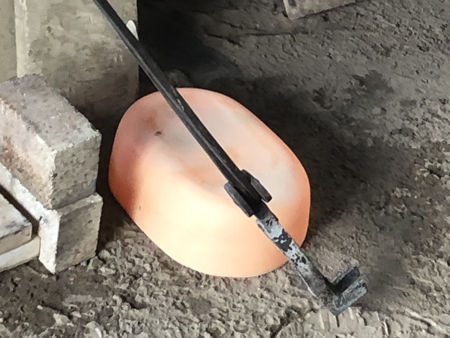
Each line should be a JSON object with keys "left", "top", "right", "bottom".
{"left": 0, "top": 194, "right": 39, "bottom": 272}
{"left": 0, "top": 75, "right": 103, "bottom": 273}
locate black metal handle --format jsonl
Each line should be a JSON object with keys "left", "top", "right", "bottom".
{"left": 93, "top": 0, "right": 264, "bottom": 213}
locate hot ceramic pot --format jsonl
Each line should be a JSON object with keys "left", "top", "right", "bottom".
{"left": 109, "top": 88, "right": 310, "bottom": 277}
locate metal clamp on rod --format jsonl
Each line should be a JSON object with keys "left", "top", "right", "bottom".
{"left": 224, "top": 170, "right": 271, "bottom": 217}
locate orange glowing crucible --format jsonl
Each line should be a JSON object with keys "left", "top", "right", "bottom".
{"left": 109, "top": 88, "right": 310, "bottom": 278}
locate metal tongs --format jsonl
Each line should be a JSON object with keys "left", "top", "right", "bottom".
{"left": 93, "top": 0, "right": 367, "bottom": 315}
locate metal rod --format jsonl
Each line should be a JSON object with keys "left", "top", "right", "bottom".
{"left": 92, "top": 0, "right": 261, "bottom": 208}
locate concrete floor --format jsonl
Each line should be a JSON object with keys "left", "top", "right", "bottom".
{"left": 0, "top": 0, "right": 449, "bottom": 336}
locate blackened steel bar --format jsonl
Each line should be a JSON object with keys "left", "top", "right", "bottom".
{"left": 93, "top": 0, "right": 262, "bottom": 209}
{"left": 255, "top": 204, "right": 367, "bottom": 316}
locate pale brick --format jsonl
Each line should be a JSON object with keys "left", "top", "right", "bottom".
{"left": 284, "top": 0, "right": 356, "bottom": 19}
{"left": 0, "top": 193, "right": 32, "bottom": 255}
{"left": 47, "top": 194, "right": 103, "bottom": 272}
{"left": 0, "top": 237, "right": 40, "bottom": 273}
{"left": 0, "top": 162, "right": 103, "bottom": 273}
{"left": 0, "top": 75, "right": 101, "bottom": 209}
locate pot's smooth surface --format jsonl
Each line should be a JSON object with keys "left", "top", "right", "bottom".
{"left": 109, "top": 88, "right": 310, "bottom": 277}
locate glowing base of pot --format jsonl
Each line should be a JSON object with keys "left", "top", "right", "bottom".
{"left": 109, "top": 88, "right": 310, "bottom": 277}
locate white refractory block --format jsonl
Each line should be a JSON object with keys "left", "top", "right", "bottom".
{"left": 0, "top": 75, "right": 101, "bottom": 210}
{"left": 14, "top": 0, "right": 138, "bottom": 121}
{"left": 0, "top": 194, "right": 32, "bottom": 255}
{"left": 0, "top": 162, "right": 103, "bottom": 273}
{"left": 0, "top": 0, "right": 16, "bottom": 82}
{"left": 284, "top": 0, "right": 356, "bottom": 19}
{"left": 44, "top": 194, "right": 103, "bottom": 273}
{"left": 0, "top": 237, "right": 40, "bottom": 273}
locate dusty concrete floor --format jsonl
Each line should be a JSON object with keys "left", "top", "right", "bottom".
{"left": 1, "top": 0, "right": 449, "bottom": 337}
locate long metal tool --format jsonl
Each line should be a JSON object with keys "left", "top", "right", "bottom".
{"left": 93, "top": 0, "right": 367, "bottom": 315}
